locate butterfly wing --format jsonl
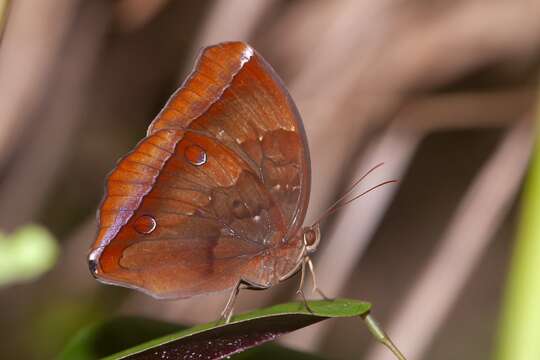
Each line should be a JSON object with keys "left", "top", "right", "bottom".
{"left": 89, "top": 42, "right": 310, "bottom": 298}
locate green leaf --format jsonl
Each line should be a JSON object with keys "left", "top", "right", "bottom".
{"left": 0, "top": 224, "right": 59, "bottom": 287}
{"left": 62, "top": 299, "right": 369, "bottom": 360}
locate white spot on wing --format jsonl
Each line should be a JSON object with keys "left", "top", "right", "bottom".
{"left": 240, "top": 46, "right": 254, "bottom": 65}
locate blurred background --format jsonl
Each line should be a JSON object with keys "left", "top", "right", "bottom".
{"left": 1, "top": 0, "right": 540, "bottom": 359}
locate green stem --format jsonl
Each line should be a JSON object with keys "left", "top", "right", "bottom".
{"left": 362, "top": 313, "right": 407, "bottom": 360}
{"left": 494, "top": 86, "right": 540, "bottom": 359}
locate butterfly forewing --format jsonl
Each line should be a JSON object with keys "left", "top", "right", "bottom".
{"left": 148, "top": 42, "right": 310, "bottom": 235}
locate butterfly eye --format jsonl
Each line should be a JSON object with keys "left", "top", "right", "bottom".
{"left": 133, "top": 215, "right": 157, "bottom": 235}
{"left": 184, "top": 144, "right": 207, "bottom": 166}
{"left": 304, "top": 229, "right": 317, "bottom": 246}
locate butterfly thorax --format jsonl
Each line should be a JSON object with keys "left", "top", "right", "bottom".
{"left": 246, "top": 223, "right": 320, "bottom": 287}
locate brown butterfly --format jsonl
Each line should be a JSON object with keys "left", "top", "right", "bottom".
{"left": 88, "top": 41, "right": 391, "bottom": 322}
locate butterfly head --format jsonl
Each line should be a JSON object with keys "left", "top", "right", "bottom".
{"left": 302, "top": 223, "right": 321, "bottom": 254}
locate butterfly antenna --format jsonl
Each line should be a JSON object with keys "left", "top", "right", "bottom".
{"left": 325, "top": 162, "right": 385, "bottom": 213}
{"left": 312, "top": 162, "right": 387, "bottom": 225}
{"left": 316, "top": 180, "right": 398, "bottom": 219}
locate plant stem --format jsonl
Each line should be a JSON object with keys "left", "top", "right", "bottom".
{"left": 494, "top": 84, "right": 540, "bottom": 360}
{"left": 362, "top": 313, "right": 407, "bottom": 360}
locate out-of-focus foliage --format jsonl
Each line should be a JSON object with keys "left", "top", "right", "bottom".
{"left": 32, "top": 297, "right": 104, "bottom": 359}
{"left": 495, "top": 86, "right": 540, "bottom": 360}
{"left": 59, "top": 316, "right": 184, "bottom": 360}
{"left": 0, "top": 224, "right": 58, "bottom": 287}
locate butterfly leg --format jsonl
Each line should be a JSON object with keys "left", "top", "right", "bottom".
{"left": 220, "top": 281, "right": 242, "bottom": 324}
{"left": 307, "top": 257, "right": 332, "bottom": 301}
{"left": 296, "top": 257, "right": 314, "bottom": 313}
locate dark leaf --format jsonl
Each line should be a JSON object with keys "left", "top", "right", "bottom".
{"left": 232, "top": 343, "right": 326, "bottom": 360}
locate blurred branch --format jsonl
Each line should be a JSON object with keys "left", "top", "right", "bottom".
{"left": 398, "top": 86, "right": 536, "bottom": 132}
{"left": 332, "top": 0, "right": 540, "bottom": 100}
{"left": 495, "top": 87, "right": 540, "bottom": 360}
{"left": 0, "top": 2, "right": 110, "bottom": 230}
{"left": 287, "top": 0, "right": 395, "bottom": 98}
{"left": 180, "top": 0, "right": 277, "bottom": 81}
{"left": 365, "top": 118, "right": 533, "bottom": 360}
{"left": 379, "top": 0, "right": 540, "bottom": 93}
{"left": 0, "top": 0, "right": 79, "bottom": 170}
{"left": 191, "top": 0, "right": 276, "bottom": 48}
{"left": 114, "top": 0, "right": 170, "bottom": 31}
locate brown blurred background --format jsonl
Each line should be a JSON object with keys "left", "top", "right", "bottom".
{"left": 1, "top": 0, "right": 539, "bottom": 359}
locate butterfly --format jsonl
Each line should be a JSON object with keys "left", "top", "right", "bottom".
{"left": 88, "top": 41, "right": 392, "bottom": 322}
